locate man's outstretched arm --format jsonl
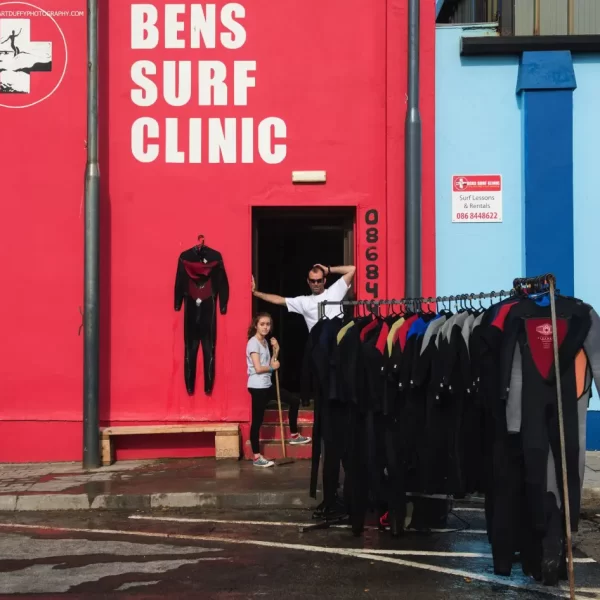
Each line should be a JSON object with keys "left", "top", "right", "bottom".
{"left": 315, "top": 264, "right": 356, "bottom": 286}
{"left": 252, "top": 276, "right": 287, "bottom": 306}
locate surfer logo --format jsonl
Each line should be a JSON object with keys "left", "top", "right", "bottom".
{"left": 536, "top": 324, "right": 553, "bottom": 336}
{"left": 0, "top": 2, "right": 68, "bottom": 108}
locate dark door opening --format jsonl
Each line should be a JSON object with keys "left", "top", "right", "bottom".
{"left": 252, "top": 207, "right": 355, "bottom": 400}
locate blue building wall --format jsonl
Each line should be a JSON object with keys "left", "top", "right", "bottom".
{"left": 573, "top": 55, "right": 600, "bottom": 324}
{"left": 435, "top": 26, "right": 600, "bottom": 442}
{"left": 573, "top": 55, "right": 600, "bottom": 414}
{"left": 435, "top": 25, "right": 523, "bottom": 297}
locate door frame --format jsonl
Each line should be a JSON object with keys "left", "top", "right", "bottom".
{"left": 251, "top": 206, "right": 356, "bottom": 313}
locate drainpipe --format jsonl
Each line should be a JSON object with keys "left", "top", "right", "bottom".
{"left": 83, "top": 0, "right": 100, "bottom": 469}
{"left": 405, "top": 0, "right": 422, "bottom": 299}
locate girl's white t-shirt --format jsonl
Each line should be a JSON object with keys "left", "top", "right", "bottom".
{"left": 246, "top": 336, "right": 272, "bottom": 389}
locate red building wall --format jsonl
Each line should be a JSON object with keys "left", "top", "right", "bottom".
{"left": 0, "top": 0, "right": 435, "bottom": 462}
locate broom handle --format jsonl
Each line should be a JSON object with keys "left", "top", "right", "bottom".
{"left": 275, "top": 370, "right": 286, "bottom": 458}
{"left": 549, "top": 276, "right": 575, "bottom": 599}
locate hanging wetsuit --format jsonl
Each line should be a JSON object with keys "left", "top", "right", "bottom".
{"left": 493, "top": 297, "right": 600, "bottom": 583}
{"left": 303, "top": 318, "right": 346, "bottom": 508}
{"left": 174, "top": 245, "right": 229, "bottom": 395}
{"left": 476, "top": 296, "right": 521, "bottom": 567}
{"left": 499, "top": 296, "right": 595, "bottom": 533}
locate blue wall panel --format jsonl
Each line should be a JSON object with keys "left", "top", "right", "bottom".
{"left": 518, "top": 51, "right": 576, "bottom": 296}
{"left": 436, "top": 25, "right": 523, "bottom": 297}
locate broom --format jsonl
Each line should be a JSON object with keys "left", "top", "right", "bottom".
{"left": 274, "top": 363, "right": 295, "bottom": 466}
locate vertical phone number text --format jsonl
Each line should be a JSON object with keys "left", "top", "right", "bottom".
{"left": 364, "top": 209, "right": 379, "bottom": 299}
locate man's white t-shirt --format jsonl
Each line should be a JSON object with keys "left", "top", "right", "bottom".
{"left": 285, "top": 277, "right": 351, "bottom": 332}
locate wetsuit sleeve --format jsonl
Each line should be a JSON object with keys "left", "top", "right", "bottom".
{"left": 497, "top": 305, "right": 521, "bottom": 401}
{"left": 505, "top": 345, "right": 523, "bottom": 433}
{"left": 218, "top": 258, "right": 230, "bottom": 315}
{"left": 174, "top": 257, "right": 186, "bottom": 312}
{"left": 583, "top": 308, "right": 600, "bottom": 395}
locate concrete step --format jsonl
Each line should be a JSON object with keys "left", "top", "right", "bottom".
{"left": 260, "top": 423, "right": 313, "bottom": 442}
{"left": 262, "top": 409, "right": 314, "bottom": 424}
{"left": 243, "top": 440, "right": 313, "bottom": 460}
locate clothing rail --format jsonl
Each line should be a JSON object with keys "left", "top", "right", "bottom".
{"left": 317, "top": 274, "right": 575, "bottom": 597}
{"left": 513, "top": 274, "right": 556, "bottom": 295}
{"left": 318, "top": 290, "right": 515, "bottom": 321}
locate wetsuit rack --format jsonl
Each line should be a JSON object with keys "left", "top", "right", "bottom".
{"left": 314, "top": 275, "right": 576, "bottom": 598}
{"left": 318, "top": 289, "right": 515, "bottom": 320}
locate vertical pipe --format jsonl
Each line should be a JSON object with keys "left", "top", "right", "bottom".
{"left": 83, "top": 0, "right": 100, "bottom": 469}
{"left": 534, "top": 0, "right": 541, "bottom": 35}
{"left": 405, "top": 0, "right": 421, "bottom": 298}
{"left": 500, "top": 0, "right": 516, "bottom": 37}
{"left": 568, "top": 0, "right": 574, "bottom": 34}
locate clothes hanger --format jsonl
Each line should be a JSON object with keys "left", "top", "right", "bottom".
{"left": 439, "top": 296, "right": 451, "bottom": 316}
{"left": 194, "top": 234, "right": 207, "bottom": 258}
{"left": 398, "top": 301, "right": 407, "bottom": 317}
{"left": 471, "top": 293, "right": 482, "bottom": 315}
{"left": 384, "top": 301, "right": 397, "bottom": 323}
{"left": 467, "top": 294, "right": 475, "bottom": 314}
{"left": 358, "top": 300, "right": 365, "bottom": 319}
{"left": 370, "top": 301, "right": 381, "bottom": 319}
{"left": 448, "top": 295, "right": 456, "bottom": 314}
{"left": 423, "top": 297, "right": 434, "bottom": 315}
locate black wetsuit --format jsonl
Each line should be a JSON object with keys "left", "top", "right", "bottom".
{"left": 174, "top": 245, "right": 229, "bottom": 395}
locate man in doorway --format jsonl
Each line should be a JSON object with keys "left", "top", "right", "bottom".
{"left": 251, "top": 263, "right": 356, "bottom": 331}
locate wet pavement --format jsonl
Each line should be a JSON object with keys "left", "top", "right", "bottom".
{"left": 0, "top": 459, "right": 313, "bottom": 496}
{"left": 0, "top": 459, "right": 318, "bottom": 511}
{"left": 2, "top": 455, "right": 600, "bottom": 513}
{"left": 0, "top": 508, "right": 599, "bottom": 598}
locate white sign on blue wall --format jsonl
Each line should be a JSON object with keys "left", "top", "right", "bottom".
{"left": 452, "top": 174, "right": 503, "bottom": 223}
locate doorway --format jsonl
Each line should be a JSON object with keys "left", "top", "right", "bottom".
{"left": 252, "top": 207, "right": 355, "bottom": 398}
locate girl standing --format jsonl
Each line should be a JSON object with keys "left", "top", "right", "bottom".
{"left": 247, "top": 313, "right": 310, "bottom": 467}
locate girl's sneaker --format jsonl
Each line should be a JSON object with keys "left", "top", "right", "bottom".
{"left": 289, "top": 434, "right": 311, "bottom": 445}
{"left": 253, "top": 455, "right": 274, "bottom": 468}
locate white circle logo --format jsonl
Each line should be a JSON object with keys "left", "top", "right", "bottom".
{"left": 0, "top": 1, "right": 68, "bottom": 108}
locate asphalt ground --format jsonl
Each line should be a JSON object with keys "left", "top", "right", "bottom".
{"left": 0, "top": 507, "right": 599, "bottom": 598}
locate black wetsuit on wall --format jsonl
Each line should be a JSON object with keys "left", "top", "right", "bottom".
{"left": 175, "top": 244, "right": 229, "bottom": 395}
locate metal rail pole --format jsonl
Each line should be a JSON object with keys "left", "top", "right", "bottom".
{"left": 83, "top": 0, "right": 100, "bottom": 469}
{"left": 548, "top": 276, "right": 575, "bottom": 599}
{"left": 405, "top": 0, "right": 422, "bottom": 299}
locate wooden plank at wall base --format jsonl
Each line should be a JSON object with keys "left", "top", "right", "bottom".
{"left": 101, "top": 437, "right": 114, "bottom": 466}
{"left": 215, "top": 431, "right": 241, "bottom": 460}
{"left": 101, "top": 424, "right": 239, "bottom": 436}
{"left": 101, "top": 425, "right": 241, "bottom": 466}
